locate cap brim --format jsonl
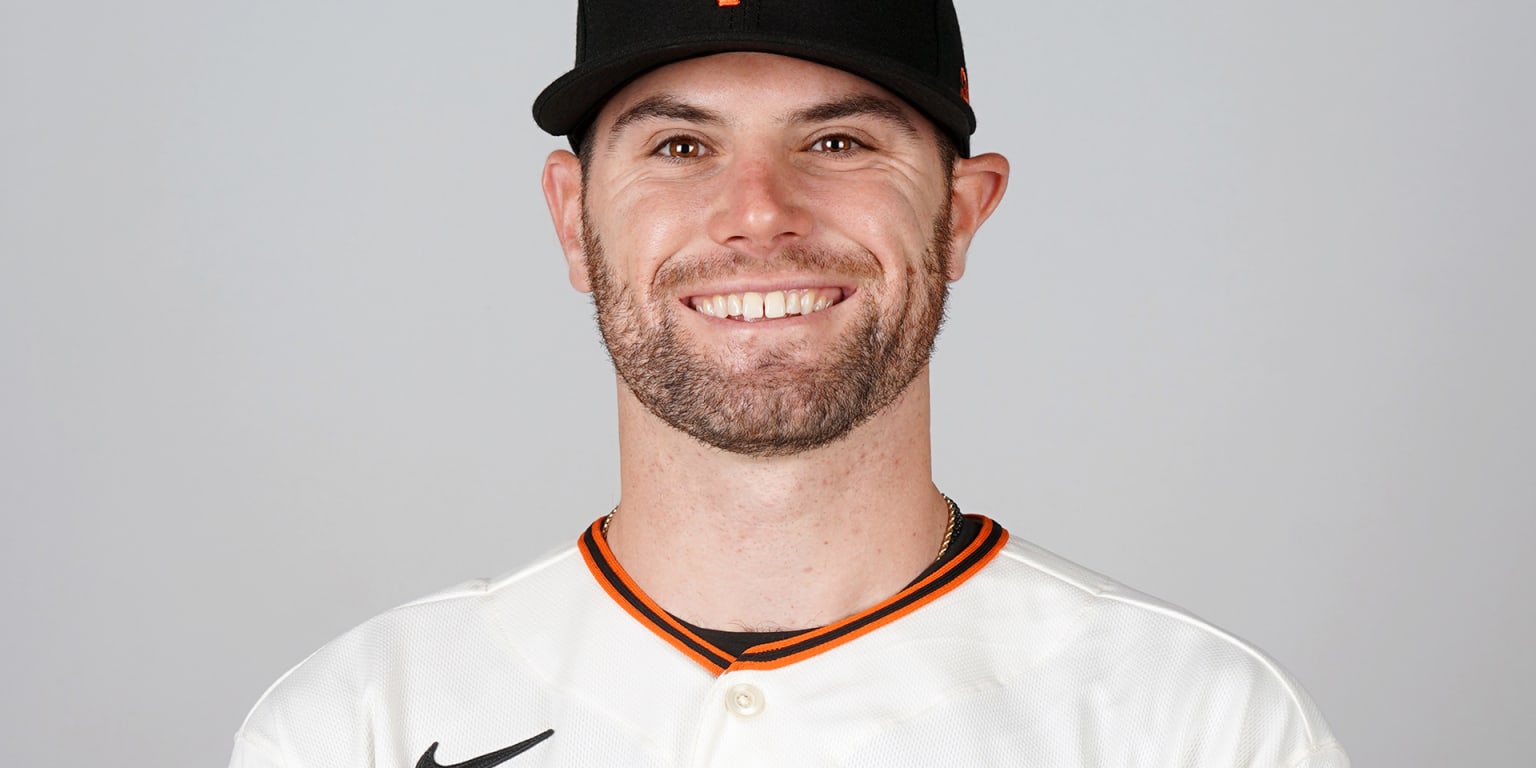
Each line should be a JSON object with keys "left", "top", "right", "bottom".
{"left": 532, "top": 33, "right": 974, "bottom": 156}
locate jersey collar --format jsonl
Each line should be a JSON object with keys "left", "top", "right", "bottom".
{"left": 577, "top": 514, "right": 1009, "bottom": 675}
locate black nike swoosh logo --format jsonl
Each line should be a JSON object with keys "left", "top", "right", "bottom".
{"left": 416, "top": 729, "right": 555, "bottom": 768}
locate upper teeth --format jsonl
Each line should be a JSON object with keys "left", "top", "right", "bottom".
{"left": 691, "top": 288, "right": 841, "bottom": 321}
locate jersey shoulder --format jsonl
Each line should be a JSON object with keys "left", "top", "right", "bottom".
{"left": 232, "top": 544, "right": 589, "bottom": 765}
{"left": 962, "top": 532, "right": 1349, "bottom": 766}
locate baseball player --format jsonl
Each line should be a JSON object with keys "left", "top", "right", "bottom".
{"left": 231, "top": 1, "right": 1349, "bottom": 765}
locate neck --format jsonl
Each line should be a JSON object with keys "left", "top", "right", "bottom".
{"left": 604, "top": 369, "right": 948, "bottom": 631}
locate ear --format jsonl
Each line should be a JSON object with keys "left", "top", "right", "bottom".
{"left": 943, "top": 152, "right": 1010, "bottom": 282}
{"left": 542, "top": 149, "right": 590, "bottom": 293}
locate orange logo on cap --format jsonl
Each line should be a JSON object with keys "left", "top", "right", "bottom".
{"left": 718, "top": 0, "right": 740, "bottom": 6}
{"left": 959, "top": 67, "right": 970, "bottom": 104}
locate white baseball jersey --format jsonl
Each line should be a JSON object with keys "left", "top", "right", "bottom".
{"left": 231, "top": 516, "right": 1348, "bottom": 767}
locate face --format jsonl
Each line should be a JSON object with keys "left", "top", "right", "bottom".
{"left": 553, "top": 53, "right": 981, "bottom": 456}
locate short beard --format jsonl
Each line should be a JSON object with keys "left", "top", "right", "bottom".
{"left": 583, "top": 204, "right": 953, "bottom": 457}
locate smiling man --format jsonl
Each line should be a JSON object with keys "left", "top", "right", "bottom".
{"left": 230, "top": 1, "right": 1348, "bottom": 766}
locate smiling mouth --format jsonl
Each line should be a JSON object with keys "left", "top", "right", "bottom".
{"left": 688, "top": 288, "right": 847, "bottom": 322}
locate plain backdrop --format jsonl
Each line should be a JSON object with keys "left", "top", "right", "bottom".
{"left": 2, "top": 1, "right": 1532, "bottom": 765}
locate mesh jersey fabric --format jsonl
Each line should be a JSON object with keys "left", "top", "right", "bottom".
{"left": 230, "top": 515, "right": 1348, "bottom": 767}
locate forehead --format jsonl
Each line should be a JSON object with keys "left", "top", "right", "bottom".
{"left": 589, "top": 52, "right": 933, "bottom": 138}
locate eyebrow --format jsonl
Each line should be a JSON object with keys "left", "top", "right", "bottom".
{"left": 606, "top": 95, "right": 726, "bottom": 149}
{"left": 601, "top": 92, "right": 922, "bottom": 151}
{"left": 788, "top": 94, "right": 920, "bottom": 138}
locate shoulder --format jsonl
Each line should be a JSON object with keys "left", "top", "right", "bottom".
{"left": 954, "top": 526, "right": 1348, "bottom": 765}
{"left": 232, "top": 544, "right": 588, "bottom": 764}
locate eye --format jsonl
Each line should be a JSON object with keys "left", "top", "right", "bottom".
{"left": 656, "top": 137, "right": 705, "bottom": 159}
{"left": 809, "top": 135, "right": 861, "bottom": 153}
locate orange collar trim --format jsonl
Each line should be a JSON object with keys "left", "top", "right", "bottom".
{"left": 577, "top": 514, "right": 1009, "bottom": 675}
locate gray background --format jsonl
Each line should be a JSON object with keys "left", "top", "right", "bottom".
{"left": 2, "top": 1, "right": 1531, "bottom": 765}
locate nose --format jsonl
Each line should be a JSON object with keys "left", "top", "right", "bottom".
{"left": 707, "top": 153, "right": 812, "bottom": 254}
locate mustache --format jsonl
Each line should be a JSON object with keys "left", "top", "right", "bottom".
{"left": 652, "top": 246, "right": 881, "bottom": 292}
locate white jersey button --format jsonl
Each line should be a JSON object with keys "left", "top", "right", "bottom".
{"left": 725, "top": 683, "right": 765, "bottom": 718}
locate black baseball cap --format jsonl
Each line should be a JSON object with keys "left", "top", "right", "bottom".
{"left": 532, "top": 0, "right": 977, "bottom": 156}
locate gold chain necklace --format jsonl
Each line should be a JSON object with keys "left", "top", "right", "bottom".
{"left": 602, "top": 494, "right": 961, "bottom": 564}
{"left": 935, "top": 494, "right": 960, "bottom": 562}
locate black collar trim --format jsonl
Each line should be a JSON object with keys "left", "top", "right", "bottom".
{"left": 577, "top": 513, "right": 1008, "bottom": 675}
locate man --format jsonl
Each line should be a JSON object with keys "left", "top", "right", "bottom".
{"left": 232, "top": 0, "right": 1348, "bottom": 765}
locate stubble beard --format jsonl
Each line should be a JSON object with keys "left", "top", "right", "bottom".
{"left": 582, "top": 203, "right": 954, "bottom": 458}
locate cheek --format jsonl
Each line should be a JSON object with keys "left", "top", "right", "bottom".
{"left": 594, "top": 188, "right": 712, "bottom": 285}
{"left": 806, "top": 182, "right": 941, "bottom": 272}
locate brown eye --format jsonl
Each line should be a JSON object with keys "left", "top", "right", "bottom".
{"left": 661, "top": 138, "right": 702, "bottom": 158}
{"left": 812, "top": 136, "right": 859, "bottom": 153}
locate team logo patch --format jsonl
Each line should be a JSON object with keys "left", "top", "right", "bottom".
{"left": 718, "top": 0, "right": 740, "bottom": 6}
